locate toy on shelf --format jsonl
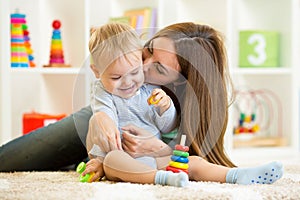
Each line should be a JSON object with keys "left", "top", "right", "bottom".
{"left": 22, "top": 111, "right": 66, "bottom": 135}
{"left": 166, "top": 135, "right": 189, "bottom": 174}
{"left": 44, "top": 20, "right": 71, "bottom": 68}
{"left": 233, "top": 112, "right": 260, "bottom": 134}
{"left": 23, "top": 23, "right": 36, "bottom": 67}
{"left": 232, "top": 88, "right": 285, "bottom": 147}
{"left": 76, "top": 162, "right": 97, "bottom": 183}
{"left": 10, "top": 11, "right": 35, "bottom": 68}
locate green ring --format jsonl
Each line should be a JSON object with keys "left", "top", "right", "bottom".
{"left": 173, "top": 150, "right": 189, "bottom": 157}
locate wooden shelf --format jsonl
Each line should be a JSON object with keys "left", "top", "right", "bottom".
{"left": 233, "top": 136, "right": 288, "bottom": 148}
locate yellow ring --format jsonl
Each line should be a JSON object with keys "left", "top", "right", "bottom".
{"left": 148, "top": 96, "right": 160, "bottom": 105}
{"left": 169, "top": 161, "right": 189, "bottom": 170}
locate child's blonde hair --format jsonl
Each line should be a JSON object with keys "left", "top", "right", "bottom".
{"left": 89, "top": 23, "right": 142, "bottom": 73}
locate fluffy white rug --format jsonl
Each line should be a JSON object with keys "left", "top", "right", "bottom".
{"left": 0, "top": 164, "right": 300, "bottom": 200}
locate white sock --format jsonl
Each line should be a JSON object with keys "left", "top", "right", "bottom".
{"left": 226, "top": 161, "right": 283, "bottom": 185}
{"left": 155, "top": 170, "right": 189, "bottom": 187}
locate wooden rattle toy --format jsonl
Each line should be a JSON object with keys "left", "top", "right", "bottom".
{"left": 166, "top": 135, "right": 189, "bottom": 174}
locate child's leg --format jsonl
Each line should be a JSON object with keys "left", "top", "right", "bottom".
{"left": 103, "top": 150, "right": 188, "bottom": 187}
{"left": 188, "top": 156, "right": 283, "bottom": 185}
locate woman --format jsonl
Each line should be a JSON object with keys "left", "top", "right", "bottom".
{"left": 83, "top": 23, "right": 282, "bottom": 185}
{"left": 0, "top": 22, "right": 246, "bottom": 171}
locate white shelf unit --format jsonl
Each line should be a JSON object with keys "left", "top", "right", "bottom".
{"left": 227, "top": 0, "right": 300, "bottom": 158}
{"left": 0, "top": 0, "right": 90, "bottom": 143}
{"left": 0, "top": 0, "right": 299, "bottom": 160}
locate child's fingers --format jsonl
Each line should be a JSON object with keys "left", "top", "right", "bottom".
{"left": 149, "top": 90, "right": 165, "bottom": 105}
{"left": 155, "top": 96, "right": 170, "bottom": 107}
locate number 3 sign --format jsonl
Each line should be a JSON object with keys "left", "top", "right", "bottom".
{"left": 239, "top": 31, "right": 279, "bottom": 67}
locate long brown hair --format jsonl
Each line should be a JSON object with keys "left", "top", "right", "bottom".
{"left": 151, "top": 22, "right": 235, "bottom": 167}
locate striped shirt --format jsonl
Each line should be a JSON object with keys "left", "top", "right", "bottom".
{"left": 91, "top": 81, "right": 177, "bottom": 139}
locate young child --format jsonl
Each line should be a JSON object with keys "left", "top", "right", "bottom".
{"left": 85, "top": 22, "right": 188, "bottom": 187}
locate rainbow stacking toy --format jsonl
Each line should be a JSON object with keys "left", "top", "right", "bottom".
{"left": 23, "top": 23, "right": 35, "bottom": 67}
{"left": 166, "top": 135, "right": 189, "bottom": 174}
{"left": 44, "top": 20, "right": 70, "bottom": 67}
{"left": 10, "top": 12, "right": 35, "bottom": 68}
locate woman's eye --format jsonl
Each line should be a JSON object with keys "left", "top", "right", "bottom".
{"left": 131, "top": 70, "right": 139, "bottom": 75}
{"left": 155, "top": 63, "right": 164, "bottom": 74}
{"left": 111, "top": 77, "right": 120, "bottom": 80}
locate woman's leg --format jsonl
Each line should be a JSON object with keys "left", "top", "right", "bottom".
{"left": 0, "top": 106, "right": 92, "bottom": 171}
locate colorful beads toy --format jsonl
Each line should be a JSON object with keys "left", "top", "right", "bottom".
{"left": 166, "top": 135, "right": 189, "bottom": 174}
{"left": 234, "top": 112, "right": 260, "bottom": 134}
{"left": 76, "top": 162, "right": 97, "bottom": 183}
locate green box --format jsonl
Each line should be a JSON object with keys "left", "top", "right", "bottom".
{"left": 239, "top": 30, "right": 280, "bottom": 67}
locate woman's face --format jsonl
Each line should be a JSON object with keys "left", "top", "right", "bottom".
{"left": 142, "top": 37, "right": 181, "bottom": 85}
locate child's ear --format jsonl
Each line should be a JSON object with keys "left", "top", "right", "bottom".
{"left": 90, "top": 64, "right": 100, "bottom": 79}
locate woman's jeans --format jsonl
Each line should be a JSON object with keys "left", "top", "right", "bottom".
{"left": 0, "top": 106, "right": 92, "bottom": 171}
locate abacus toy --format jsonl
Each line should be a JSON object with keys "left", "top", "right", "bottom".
{"left": 44, "top": 20, "right": 70, "bottom": 67}
{"left": 76, "top": 162, "right": 96, "bottom": 183}
{"left": 166, "top": 135, "right": 189, "bottom": 174}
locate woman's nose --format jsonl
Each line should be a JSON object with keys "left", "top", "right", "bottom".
{"left": 143, "top": 58, "right": 153, "bottom": 72}
{"left": 143, "top": 63, "right": 150, "bottom": 72}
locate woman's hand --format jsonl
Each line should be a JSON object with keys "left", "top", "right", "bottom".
{"left": 121, "top": 124, "right": 172, "bottom": 158}
{"left": 82, "top": 158, "right": 104, "bottom": 182}
{"left": 89, "top": 112, "right": 122, "bottom": 151}
{"left": 148, "top": 88, "right": 171, "bottom": 115}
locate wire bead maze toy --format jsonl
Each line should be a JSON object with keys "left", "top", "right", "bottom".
{"left": 232, "top": 88, "right": 284, "bottom": 146}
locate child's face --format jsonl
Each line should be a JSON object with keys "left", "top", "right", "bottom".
{"left": 100, "top": 51, "right": 144, "bottom": 99}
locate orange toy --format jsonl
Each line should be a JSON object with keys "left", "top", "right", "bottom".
{"left": 22, "top": 111, "right": 66, "bottom": 134}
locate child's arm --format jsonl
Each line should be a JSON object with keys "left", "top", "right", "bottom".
{"left": 86, "top": 111, "right": 122, "bottom": 160}
{"left": 148, "top": 88, "right": 177, "bottom": 133}
{"left": 89, "top": 81, "right": 122, "bottom": 150}
{"left": 148, "top": 88, "right": 171, "bottom": 115}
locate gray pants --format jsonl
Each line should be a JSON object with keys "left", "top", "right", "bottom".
{"left": 0, "top": 106, "right": 92, "bottom": 171}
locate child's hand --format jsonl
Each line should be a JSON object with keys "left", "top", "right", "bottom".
{"left": 91, "top": 112, "right": 123, "bottom": 151}
{"left": 82, "top": 158, "right": 104, "bottom": 182}
{"left": 148, "top": 88, "right": 171, "bottom": 115}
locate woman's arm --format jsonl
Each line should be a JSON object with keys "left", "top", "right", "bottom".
{"left": 121, "top": 125, "right": 173, "bottom": 158}
{"left": 0, "top": 106, "right": 92, "bottom": 172}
